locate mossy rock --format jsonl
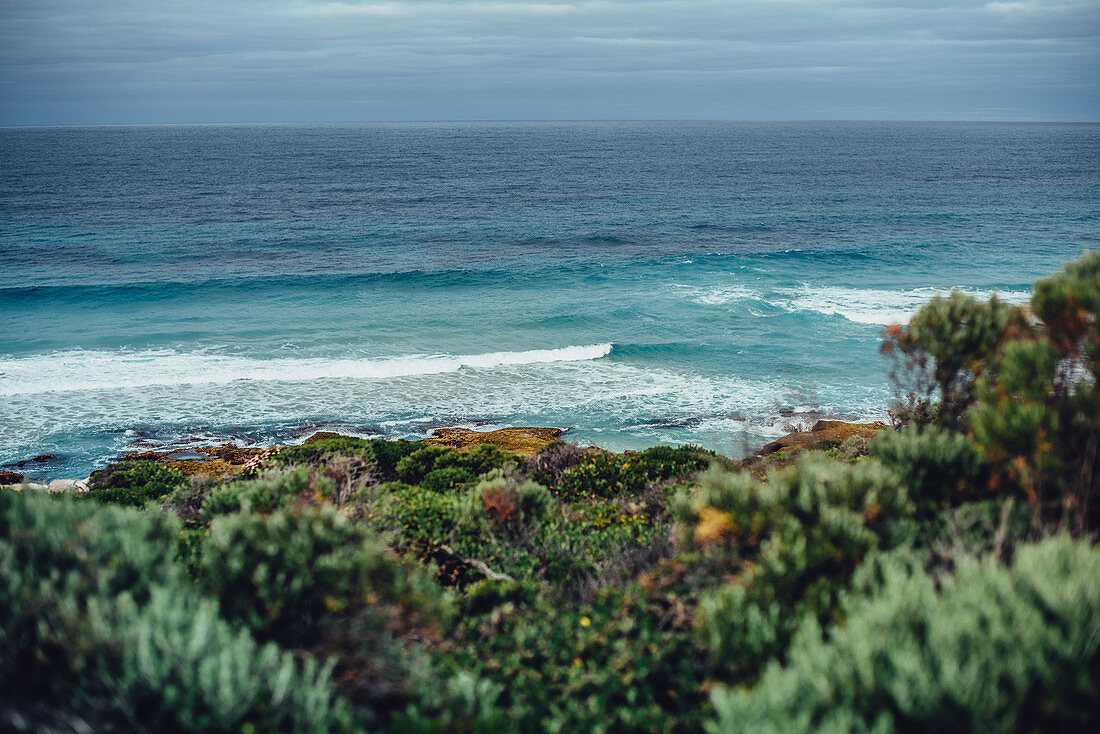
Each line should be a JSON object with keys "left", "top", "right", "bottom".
{"left": 422, "top": 427, "right": 564, "bottom": 456}
{"left": 759, "top": 420, "right": 889, "bottom": 456}
{"left": 122, "top": 443, "right": 262, "bottom": 478}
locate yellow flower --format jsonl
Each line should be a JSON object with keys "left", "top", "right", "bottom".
{"left": 580, "top": 616, "right": 591, "bottom": 627}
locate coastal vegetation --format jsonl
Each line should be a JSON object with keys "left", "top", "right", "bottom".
{"left": 1, "top": 252, "right": 1098, "bottom": 732}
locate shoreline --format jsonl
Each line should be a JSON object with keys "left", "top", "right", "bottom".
{"left": 0, "top": 419, "right": 890, "bottom": 491}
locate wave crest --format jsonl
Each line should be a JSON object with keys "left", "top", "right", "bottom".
{"left": 0, "top": 343, "right": 613, "bottom": 396}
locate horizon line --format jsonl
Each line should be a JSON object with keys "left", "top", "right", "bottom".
{"left": 3, "top": 118, "right": 1099, "bottom": 128}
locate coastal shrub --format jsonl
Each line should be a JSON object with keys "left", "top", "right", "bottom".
{"left": 96, "top": 589, "right": 353, "bottom": 734}
{"left": 457, "top": 467, "right": 552, "bottom": 537}
{"left": 84, "top": 459, "right": 186, "bottom": 507}
{"left": 199, "top": 504, "right": 446, "bottom": 720}
{"left": 968, "top": 255, "right": 1099, "bottom": 531}
{"left": 0, "top": 489, "right": 351, "bottom": 733}
{"left": 557, "top": 445, "right": 712, "bottom": 500}
{"left": 880, "top": 252, "right": 1099, "bottom": 532}
{"left": 374, "top": 484, "right": 462, "bottom": 550}
{"left": 160, "top": 477, "right": 213, "bottom": 525}
{"left": 868, "top": 424, "right": 986, "bottom": 508}
{"left": 680, "top": 457, "right": 913, "bottom": 675}
{"left": 400, "top": 585, "right": 716, "bottom": 734}
{"left": 422, "top": 465, "right": 477, "bottom": 493}
{"left": 272, "top": 437, "right": 422, "bottom": 483}
{"left": 880, "top": 290, "right": 1024, "bottom": 424}
{"left": 525, "top": 440, "right": 590, "bottom": 486}
{"left": 530, "top": 509, "right": 669, "bottom": 593}
{"left": 396, "top": 444, "right": 517, "bottom": 486}
{"left": 0, "top": 489, "right": 180, "bottom": 659}
{"left": 201, "top": 466, "right": 328, "bottom": 517}
{"left": 707, "top": 536, "right": 1100, "bottom": 733}
{"left": 271, "top": 435, "right": 371, "bottom": 465}
{"left": 200, "top": 503, "right": 442, "bottom": 649}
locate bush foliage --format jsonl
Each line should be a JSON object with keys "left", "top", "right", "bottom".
{"left": 5, "top": 253, "right": 1097, "bottom": 733}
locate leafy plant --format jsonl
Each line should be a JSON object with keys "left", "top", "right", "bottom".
{"left": 201, "top": 466, "right": 328, "bottom": 517}
{"left": 679, "top": 457, "right": 913, "bottom": 675}
{"left": 84, "top": 460, "right": 186, "bottom": 507}
{"left": 557, "top": 445, "right": 712, "bottom": 500}
{"left": 0, "top": 489, "right": 351, "bottom": 733}
{"left": 707, "top": 536, "right": 1100, "bottom": 733}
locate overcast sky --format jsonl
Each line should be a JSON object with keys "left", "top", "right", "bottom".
{"left": 1, "top": 0, "right": 1097, "bottom": 124}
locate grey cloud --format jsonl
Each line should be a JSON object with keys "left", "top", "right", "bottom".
{"left": 0, "top": 0, "right": 1096, "bottom": 122}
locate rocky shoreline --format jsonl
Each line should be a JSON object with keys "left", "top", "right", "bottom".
{"left": 0, "top": 420, "right": 889, "bottom": 493}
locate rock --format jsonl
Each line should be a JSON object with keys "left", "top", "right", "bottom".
{"left": 0, "top": 470, "right": 24, "bottom": 484}
{"left": 122, "top": 443, "right": 262, "bottom": 478}
{"left": 46, "top": 479, "right": 83, "bottom": 493}
{"left": 302, "top": 431, "right": 352, "bottom": 445}
{"left": 759, "top": 420, "right": 889, "bottom": 456}
{"left": 33, "top": 454, "right": 54, "bottom": 463}
{"left": 423, "top": 427, "right": 564, "bottom": 456}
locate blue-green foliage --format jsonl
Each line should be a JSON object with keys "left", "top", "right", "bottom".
{"left": 200, "top": 503, "right": 443, "bottom": 650}
{"left": 398, "top": 585, "right": 714, "bottom": 734}
{"left": 396, "top": 444, "right": 518, "bottom": 490}
{"left": 272, "top": 436, "right": 423, "bottom": 482}
{"left": 681, "top": 457, "right": 913, "bottom": 674}
{"left": 869, "top": 424, "right": 986, "bottom": 507}
{"left": 84, "top": 459, "right": 186, "bottom": 506}
{"left": 201, "top": 465, "right": 325, "bottom": 517}
{"left": 0, "top": 489, "right": 351, "bottom": 733}
{"left": 707, "top": 536, "right": 1100, "bottom": 733}
{"left": 557, "top": 444, "right": 713, "bottom": 499}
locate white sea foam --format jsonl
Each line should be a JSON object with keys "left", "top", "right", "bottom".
{"left": 0, "top": 346, "right": 894, "bottom": 473}
{"left": 674, "top": 282, "right": 1032, "bottom": 325}
{"left": 0, "top": 343, "right": 613, "bottom": 396}
{"left": 779, "top": 285, "right": 1032, "bottom": 325}
{"left": 677, "top": 284, "right": 758, "bottom": 305}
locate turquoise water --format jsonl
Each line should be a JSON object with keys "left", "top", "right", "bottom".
{"left": 1, "top": 122, "right": 1097, "bottom": 479}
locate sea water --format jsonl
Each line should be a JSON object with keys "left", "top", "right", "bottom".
{"left": 1, "top": 122, "right": 1097, "bottom": 479}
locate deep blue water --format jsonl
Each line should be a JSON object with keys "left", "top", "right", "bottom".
{"left": 1, "top": 122, "right": 1097, "bottom": 479}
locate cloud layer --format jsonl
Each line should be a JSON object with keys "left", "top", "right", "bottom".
{"left": 1, "top": 1, "right": 1097, "bottom": 122}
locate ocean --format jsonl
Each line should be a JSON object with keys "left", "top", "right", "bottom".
{"left": 1, "top": 121, "right": 1097, "bottom": 480}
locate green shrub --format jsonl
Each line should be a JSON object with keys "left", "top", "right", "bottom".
{"left": 881, "top": 290, "right": 1024, "bottom": 423}
{"left": 0, "top": 489, "right": 351, "bottom": 733}
{"left": 422, "top": 466, "right": 477, "bottom": 493}
{"left": 160, "top": 478, "right": 213, "bottom": 525}
{"left": 882, "top": 252, "right": 1100, "bottom": 533}
{"left": 869, "top": 424, "right": 986, "bottom": 508}
{"left": 199, "top": 504, "right": 446, "bottom": 722}
{"left": 374, "top": 483, "right": 462, "bottom": 549}
{"left": 99, "top": 588, "right": 353, "bottom": 733}
{"left": 557, "top": 445, "right": 711, "bottom": 500}
{"left": 84, "top": 460, "right": 186, "bottom": 507}
{"left": 271, "top": 435, "right": 371, "bottom": 465}
{"left": 707, "top": 536, "right": 1100, "bottom": 733}
{"left": 272, "top": 437, "right": 422, "bottom": 483}
{"left": 201, "top": 466, "right": 327, "bottom": 517}
{"left": 400, "top": 585, "right": 716, "bottom": 733}
{"left": 525, "top": 441, "right": 590, "bottom": 486}
{"left": 967, "top": 254, "right": 1099, "bottom": 533}
{"left": 200, "top": 503, "right": 442, "bottom": 650}
{"left": 397, "top": 444, "right": 517, "bottom": 487}
{"left": 681, "top": 457, "right": 913, "bottom": 675}
{"left": 457, "top": 468, "right": 552, "bottom": 537}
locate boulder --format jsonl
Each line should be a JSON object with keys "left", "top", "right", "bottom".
{"left": 759, "top": 420, "right": 889, "bottom": 456}
{"left": 302, "top": 431, "right": 351, "bottom": 445}
{"left": 423, "top": 427, "right": 565, "bottom": 456}
{"left": 122, "top": 443, "right": 262, "bottom": 478}
{"left": 0, "top": 470, "right": 24, "bottom": 484}
{"left": 46, "top": 479, "right": 86, "bottom": 493}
